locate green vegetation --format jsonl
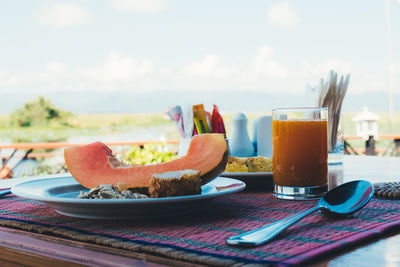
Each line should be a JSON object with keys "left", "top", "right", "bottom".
{"left": 2, "top": 110, "right": 400, "bottom": 142}
{"left": 6, "top": 98, "right": 399, "bottom": 178}
{"left": 0, "top": 115, "right": 174, "bottom": 143}
{"left": 33, "top": 160, "right": 68, "bottom": 176}
{"left": 123, "top": 143, "right": 178, "bottom": 165}
{"left": 67, "top": 113, "right": 168, "bottom": 129}
{"left": 1, "top": 97, "right": 399, "bottom": 155}
{"left": 10, "top": 96, "right": 70, "bottom": 127}
{"left": 0, "top": 97, "right": 173, "bottom": 143}
{"left": 3, "top": 105, "right": 400, "bottom": 178}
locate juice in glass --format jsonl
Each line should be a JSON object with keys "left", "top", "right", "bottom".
{"left": 272, "top": 108, "right": 328, "bottom": 199}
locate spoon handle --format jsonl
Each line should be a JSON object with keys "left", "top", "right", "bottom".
{"left": 0, "top": 189, "right": 11, "bottom": 198}
{"left": 226, "top": 206, "right": 321, "bottom": 247}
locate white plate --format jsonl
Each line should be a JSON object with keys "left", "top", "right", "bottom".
{"left": 12, "top": 176, "right": 246, "bottom": 219}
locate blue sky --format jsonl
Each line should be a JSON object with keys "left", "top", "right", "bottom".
{"left": 0, "top": 0, "right": 399, "bottom": 112}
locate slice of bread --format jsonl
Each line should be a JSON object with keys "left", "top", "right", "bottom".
{"left": 149, "top": 169, "right": 201, "bottom": 198}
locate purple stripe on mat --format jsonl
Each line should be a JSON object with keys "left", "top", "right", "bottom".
{"left": 0, "top": 216, "right": 283, "bottom": 265}
{"left": 0, "top": 193, "right": 399, "bottom": 266}
{"left": 283, "top": 220, "right": 400, "bottom": 266}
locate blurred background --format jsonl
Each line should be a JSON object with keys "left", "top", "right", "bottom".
{"left": 0, "top": 0, "right": 399, "bottom": 177}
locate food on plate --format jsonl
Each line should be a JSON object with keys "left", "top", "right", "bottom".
{"left": 64, "top": 133, "right": 228, "bottom": 189}
{"left": 78, "top": 184, "right": 149, "bottom": 199}
{"left": 224, "top": 156, "right": 273, "bottom": 173}
{"left": 224, "top": 157, "right": 248, "bottom": 172}
{"left": 78, "top": 170, "right": 202, "bottom": 199}
{"left": 149, "top": 169, "right": 201, "bottom": 198}
{"left": 247, "top": 156, "right": 273, "bottom": 172}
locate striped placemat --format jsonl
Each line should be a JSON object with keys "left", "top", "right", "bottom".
{"left": 0, "top": 192, "right": 399, "bottom": 266}
{"left": 374, "top": 182, "right": 400, "bottom": 199}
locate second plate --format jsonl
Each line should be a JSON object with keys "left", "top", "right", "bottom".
{"left": 220, "top": 172, "right": 273, "bottom": 190}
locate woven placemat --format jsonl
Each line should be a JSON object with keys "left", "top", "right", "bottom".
{"left": 374, "top": 182, "right": 400, "bottom": 199}
{"left": 0, "top": 193, "right": 400, "bottom": 267}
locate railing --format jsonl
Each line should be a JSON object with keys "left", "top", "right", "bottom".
{"left": 0, "top": 140, "right": 180, "bottom": 179}
{"left": 344, "top": 135, "right": 400, "bottom": 156}
{"left": 1, "top": 136, "right": 400, "bottom": 179}
{"left": 2, "top": 136, "right": 400, "bottom": 159}
{"left": 0, "top": 141, "right": 180, "bottom": 159}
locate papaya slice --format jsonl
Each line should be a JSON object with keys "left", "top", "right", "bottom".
{"left": 64, "top": 133, "right": 228, "bottom": 189}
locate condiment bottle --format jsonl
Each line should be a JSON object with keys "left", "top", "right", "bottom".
{"left": 257, "top": 115, "right": 272, "bottom": 157}
{"left": 229, "top": 113, "right": 255, "bottom": 157}
{"left": 252, "top": 117, "right": 259, "bottom": 154}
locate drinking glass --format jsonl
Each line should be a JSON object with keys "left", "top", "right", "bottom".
{"left": 328, "top": 114, "right": 344, "bottom": 165}
{"left": 272, "top": 107, "right": 328, "bottom": 200}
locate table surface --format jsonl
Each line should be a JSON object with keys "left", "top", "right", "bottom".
{"left": 0, "top": 155, "right": 399, "bottom": 266}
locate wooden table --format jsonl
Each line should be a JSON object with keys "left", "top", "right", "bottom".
{"left": 0, "top": 155, "right": 399, "bottom": 266}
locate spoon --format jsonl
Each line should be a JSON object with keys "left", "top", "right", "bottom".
{"left": 226, "top": 180, "right": 374, "bottom": 247}
{"left": 0, "top": 188, "right": 11, "bottom": 198}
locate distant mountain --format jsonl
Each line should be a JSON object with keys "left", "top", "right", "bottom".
{"left": 1, "top": 90, "right": 398, "bottom": 114}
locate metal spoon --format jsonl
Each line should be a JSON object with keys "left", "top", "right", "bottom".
{"left": 226, "top": 180, "right": 374, "bottom": 247}
{"left": 0, "top": 188, "right": 11, "bottom": 198}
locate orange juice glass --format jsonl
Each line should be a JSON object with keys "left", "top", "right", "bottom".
{"left": 272, "top": 107, "right": 328, "bottom": 200}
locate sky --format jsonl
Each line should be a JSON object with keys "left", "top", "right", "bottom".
{"left": 0, "top": 0, "right": 400, "bottom": 113}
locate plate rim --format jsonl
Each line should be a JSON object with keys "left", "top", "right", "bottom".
{"left": 11, "top": 176, "right": 246, "bottom": 205}
{"left": 221, "top": 172, "right": 273, "bottom": 177}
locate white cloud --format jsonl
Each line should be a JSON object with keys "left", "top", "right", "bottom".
{"left": 0, "top": 70, "right": 20, "bottom": 86}
{"left": 249, "top": 46, "right": 288, "bottom": 80}
{"left": 241, "top": 45, "right": 288, "bottom": 84}
{"left": 23, "top": 53, "right": 155, "bottom": 93}
{"left": 112, "top": 0, "right": 167, "bottom": 13}
{"left": 40, "top": 62, "right": 70, "bottom": 81}
{"left": 3, "top": 46, "right": 396, "bottom": 96}
{"left": 261, "top": 61, "right": 288, "bottom": 80}
{"left": 159, "top": 67, "right": 172, "bottom": 75}
{"left": 296, "top": 60, "right": 386, "bottom": 96}
{"left": 77, "top": 52, "right": 152, "bottom": 84}
{"left": 318, "top": 60, "right": 354, "bottom": 75}
{"left": 254, "top": 46, "right": 274, "bottom": 61}
{"left": 267, "top": 2, "right": 299, "bottom": 28}
{"left": 35, "top": 3, "right": 93, "bottom": 27}
{"left": 182, "top": 54, "right": 234, "bottom": 79}
{"left": 32, "top": 62, "right": 74, "bottom": 92}
{"left": 299, "top": 60, "right": 355, "bottom": 86}
{"left": 390, "top": 63, "right": 399, "bottom": 75}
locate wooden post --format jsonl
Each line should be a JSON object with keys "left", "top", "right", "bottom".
{"left": 365, "top": 136, "right": 376, "bottom": 155}
{"left": 393, "top": 139, "right": 400, "bottom": 156}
